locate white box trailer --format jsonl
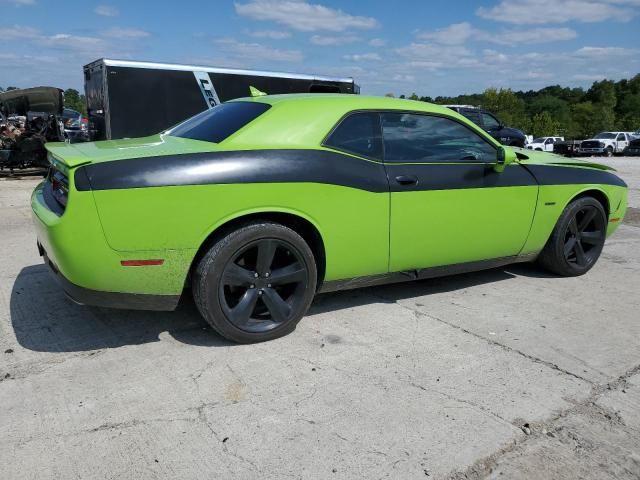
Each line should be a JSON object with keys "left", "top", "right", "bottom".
{"left": 83, "top": 58, "right": 359, "bottom": 141}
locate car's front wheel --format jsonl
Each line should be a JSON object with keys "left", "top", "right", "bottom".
{"left": 193, "top": 221, "right": 317, "bottom": 343}
{"left": 537, "top": 196, "right": 607, "bottom": 277}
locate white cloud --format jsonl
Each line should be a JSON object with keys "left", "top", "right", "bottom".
{"left": 102, "top": 27, "right": 150, "bottom": 39}
{"left": 393, "top": 74, "right": 415, "bottom": 82}
{"left": 417, "top": 22, "right": 577, "bottom": 46}
{"left": 0, "top": 25, "right": 41, "bottom": 40}
{"left": 343, "top": 52, "right": 381, "bottom": 61}
{"left": 94, "top": 4, "right": 119, "bottom": 17}
{"left": 215, "top": 38, "right": 303, "bottom": 62}
{"left": 574, "top": 46, "right": 639, "bottom": 57}
{"left": 235, "top": 0, "right": 378, "bottom": 32}
{"left": 0, "top": 0, "right": 35, "bottom": 6}
{"left": 369, "top": 38, "right": 386, "bottom": 47}
{"left": 310, "top": 34, "right": 359, "bottom": 45}
{"left": 477, "top": 0, "right": 640, "bottom": 24}
{"left": 249, "top": 30, "right": 291, "bottom": 39}
{"left": 417, "top": 22, "right": 476, "bottom": 45}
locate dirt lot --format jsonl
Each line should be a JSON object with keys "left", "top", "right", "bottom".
{"left": 1, "top": 158, "right": 639, "bottom": 479}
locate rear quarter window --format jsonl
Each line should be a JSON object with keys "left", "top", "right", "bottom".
{"left": 168, "top": 101, "right": 271, "bottom": 143}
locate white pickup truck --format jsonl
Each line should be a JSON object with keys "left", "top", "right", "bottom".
{"left": 577, "top": 132, "right": 634, "bottom": 156}
{"left": 526, "top": 136, "right": 564, "bottom": 152}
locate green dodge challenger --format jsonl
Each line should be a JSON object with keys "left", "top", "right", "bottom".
{"left": 32, "top": 94, "right": 627, "bottom": 343}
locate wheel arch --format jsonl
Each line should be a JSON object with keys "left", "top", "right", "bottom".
{"left": 567, "top": 187, "right": 610, "bottom": 218}
{"left": 188, "top": 208, "right": 327, "bottom": 288}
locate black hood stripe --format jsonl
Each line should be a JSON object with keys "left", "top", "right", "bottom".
{"left": 74, "top": 149, "right": 627, "bottom": 193}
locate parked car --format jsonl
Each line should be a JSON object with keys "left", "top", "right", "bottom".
{"left": 577, "top": 132, "right": 633, "bottom": 157}
{"left": 624, "top": 138, "right": 640, "bottom": 156}
{"left": 61, "top": 108, "right": 89, "bottom": 143}
{"left": 445, "top": 105, "right": 527, "bottom": 147}
{"left": 527, "top": 136, "right": 564, "bottom": 152}
{"left": 553, "top": 140, "right": 582, "bottom": 157}
{"left": 33, "top": 94, "right": 628, "bottom": 343}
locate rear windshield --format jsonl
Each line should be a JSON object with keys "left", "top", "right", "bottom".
{"left": 168, "top": 101, "right": 270, "bottom": 143}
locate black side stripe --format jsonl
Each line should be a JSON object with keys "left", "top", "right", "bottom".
{"left": 75, "top": 149, "right": 389, "bottom": 193}
{"left": 523, "top": 164, "right": 627, "bottom": 188}
{"left": 74, "top": 149, "right": 628, "bottom": 192}
{"left": 385, "top": 163, "right": 536, "bottom": 192}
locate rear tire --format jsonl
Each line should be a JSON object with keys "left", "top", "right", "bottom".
{"left": 193, "top": 221, "right": 317, "bottom": 343}
{"left": 537, "top": 197, "right": 607, "bottom": 277}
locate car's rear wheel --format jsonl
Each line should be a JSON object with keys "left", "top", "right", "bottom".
{"left": 193, "top": 221, "right": 317, "bottom": 343}
{"left": 537, "top": 196, "right": 607, "bottom": 277}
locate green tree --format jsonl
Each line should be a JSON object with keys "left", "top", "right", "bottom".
{"left": 481, "top": 88, "right": 530, "bottom": 132}
{"left": 530, "top": 111, "right": 560, "bottom": 137}
{"left": 408, "top": 93, "right": 419, "bottom": 101}
{"left": 63, "top": 88, "right": 87, "bottom": 115}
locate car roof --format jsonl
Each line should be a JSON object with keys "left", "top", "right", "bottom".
{"left": 232, "top": 93, "right": 458, "bottom": 116}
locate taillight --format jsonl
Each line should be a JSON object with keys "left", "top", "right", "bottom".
{"left": 49, "top": 169, "right": 69, "bottom": 208}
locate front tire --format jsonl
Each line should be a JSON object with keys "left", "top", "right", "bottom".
{"left": 193, "top": 221, "right": 317, "bottom": 343}
{"left": 537, "top": 197, "right": 607, "bottom": 277}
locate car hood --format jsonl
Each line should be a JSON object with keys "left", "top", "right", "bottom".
{"left": 46, "top": 134, "right": 220, "bottom": 168}
{"left": 501, "top": 127, "right": 525, "bottom": 138}
{"left": 0, "top": 87, "right": 63, "bottom": 116}
{"left": 513, "top": 147, "right": 615, "bottom": 171}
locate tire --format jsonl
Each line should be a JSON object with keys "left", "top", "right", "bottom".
{"left": 535, "top": 148, "right": 543, "bottom": 151}
{"left": 605, "top": 146, "right": 614, "bottom": 157}
{"left": 193, "top": 221, "right": 317, "bottom": 343}
{"left": 537, "top": 196, "right": 607, "bottom": 277}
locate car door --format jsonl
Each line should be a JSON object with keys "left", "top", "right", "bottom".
{"left": 381, "top": 112, "right": 538, "bottom": 272}
{"left": 616, "top": 133, "right": 627, "bottom": 152}
{"left": 544, "top": 138, "right": 554, "bottom": 151}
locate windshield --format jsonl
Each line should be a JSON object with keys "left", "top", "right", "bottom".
{"left": 594, "top": 132, "right": 616, "bottom": 139}
{"left": 168, "top": 101, "right": 271, "bottom": 143}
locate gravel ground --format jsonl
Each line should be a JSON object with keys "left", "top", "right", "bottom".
{"left": 0, "top": 157, "right": 639, "bottom": 479}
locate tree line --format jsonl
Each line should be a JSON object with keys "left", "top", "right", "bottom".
{"left": 5, "top": 75, "right": 640, "bottom": 138}
{"left": 390, "top": 74, "right": 640, "bottom": 139}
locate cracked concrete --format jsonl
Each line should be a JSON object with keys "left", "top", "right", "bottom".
{"left": 1, "top": 157, "right": 639, "bottom": 479}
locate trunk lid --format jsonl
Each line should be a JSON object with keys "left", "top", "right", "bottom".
{"left": 45, "top": 134, "right": 220, "bottom": 169}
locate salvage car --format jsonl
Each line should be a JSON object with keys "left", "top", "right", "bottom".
{"left": 527, "top": 136, "right": 564, "bottom": 152}
{"left": 0, "top": 87, "right": 64, "bottom": 170}
{"left": 445, "top": 105, "right": 527, "bottom": 147}
{"left": 32, "top": 94, "right": 628, "bottom": 343}
{"left": 577, "top": 132, "right": 633, "bottom": 156}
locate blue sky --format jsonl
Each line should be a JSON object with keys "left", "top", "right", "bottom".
{"left": 1, "top": 0, "right": 639, "bottom": 96}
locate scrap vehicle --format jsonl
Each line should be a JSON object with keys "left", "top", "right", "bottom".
{"left": 61, "top": 108, "right": 89, "bottom": 143}
{"left": 83, "top": 58, "right": 359, "bottom": 141}
{"left": 33, "top": 94, "right": 627, "bottom": 344}
{"left": 527, "top": 136, "right": 564, "bottom": 152}
{"left": 0, "top": 87, "right": 64, "bottom": 171}
{"left": 576, "top": 131, "right": 634, "bottom": 157}
{"left": 444, "top": 105, "right": 527, "bottom": 147}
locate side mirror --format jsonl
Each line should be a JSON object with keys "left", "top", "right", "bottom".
{"left": 495, "top": 146, "right": 517, "bottom": 172}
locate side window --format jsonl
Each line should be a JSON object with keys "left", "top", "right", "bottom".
{"left": 324, "top": 112, "right": 382, "bottom": 159}
{"left": 617, "top": 133, "right": 625, "bottom": 141}
{"left": 481, "top": 113, "right": 501, "bottom": 130}
{"left": 461, "top": 110, "right": 481, "bottom": 126}
{"left": 545, "top": 138, "right": 554, "bottom": 144}
{"left": 381, "top": 113, "right": 497, "bottom": 163}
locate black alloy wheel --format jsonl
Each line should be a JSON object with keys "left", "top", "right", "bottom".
{"left": 537, "top": 196, "right": 607, "bottom": 277}
{"left": 220, "top": 239, "right": 309, "bottom": 333}
{"left": 192, "top": 221, "right": 317, "bottom": 343}
{"left": 562, "top": 205, "right": 606, "bottom": 268}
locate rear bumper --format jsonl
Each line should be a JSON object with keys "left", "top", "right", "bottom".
{"left": 40, "top": 243, "right": 180, "bottom": 311}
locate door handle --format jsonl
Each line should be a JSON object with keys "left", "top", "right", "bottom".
{"left": 395, "top": 175, "right": 418, "bottom": 186}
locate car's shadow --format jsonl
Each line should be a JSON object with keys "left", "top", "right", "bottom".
{"left": 10, "top": 262, "right": 553, "bottom": 353}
